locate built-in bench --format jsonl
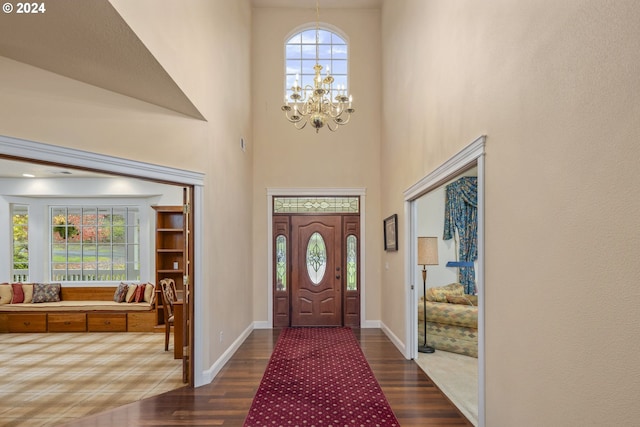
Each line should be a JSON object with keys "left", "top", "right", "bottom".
{"left": 0, "top": 284, "right": 156, "bottom": 333}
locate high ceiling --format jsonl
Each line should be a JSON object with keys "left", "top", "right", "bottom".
{"left": 251, "top": 0, "right": 382, "bottom": 8}
{"left": 0, "top": 0, "right": 204, "bottom": 120}
{"left": 0, "top": 0, "right": 381, "bottom": 126}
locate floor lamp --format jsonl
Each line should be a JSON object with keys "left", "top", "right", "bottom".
{"left": 418, "top": 236, "right": 439, "bottom": 354}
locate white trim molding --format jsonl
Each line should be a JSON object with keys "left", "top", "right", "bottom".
{"left": 403, "top": 135, "right": 486, "bottom": 427}
{"left": 0, "top": 134, "right": 204, "bottom": 186}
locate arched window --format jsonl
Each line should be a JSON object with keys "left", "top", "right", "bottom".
{"left": 285, "top": 27, "right": 349, "bottom": 102}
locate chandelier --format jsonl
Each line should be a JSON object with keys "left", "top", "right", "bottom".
{"left": 281, "top": 0, "right": 355, "bottom": 133}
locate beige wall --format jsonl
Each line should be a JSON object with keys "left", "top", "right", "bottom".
{"left": 0, "top": 0, "right": 254, "bottom": 376}
{"left": 251, "top": 6, "right": 382, "bottom": 324}
{"left": 381, "top": 0, "right": 640, "bottom": 425}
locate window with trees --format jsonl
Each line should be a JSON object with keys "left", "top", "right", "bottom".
{"left": 50, "top": 207, "right": 140, "bottom": 282}
{"left": 12, "top": 205, "right": 29, "bottom": 282}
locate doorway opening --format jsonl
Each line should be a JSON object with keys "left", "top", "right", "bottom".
{"left": 267, "top": 190, "right": 366, "bottom": 328}
{"left": 404, "top": 136, "right": 485, "bottom": 427}
{"left": 0, "top": 134, "right": 204, "bottom": 387}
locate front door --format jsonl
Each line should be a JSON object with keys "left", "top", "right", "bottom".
{"left": 291, "top": 215, "right": 342, "bottom": 326}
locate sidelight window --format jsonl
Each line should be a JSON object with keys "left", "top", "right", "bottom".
{"left": 346, "top": 235, "right": 357, "bottom": 291}
{"left": 275, "top": 235, "right": 287, "bottom": 291}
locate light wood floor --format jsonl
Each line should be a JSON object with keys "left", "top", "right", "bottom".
{"left": 61, "top": 328, "right": 472, "bottom": 426}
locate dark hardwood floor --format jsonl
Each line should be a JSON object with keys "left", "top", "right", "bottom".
{"left": 61, "top": 328, "right": 471, "bottom": 426}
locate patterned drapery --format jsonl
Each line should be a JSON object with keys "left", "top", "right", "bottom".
{"left": 443, "top": 177, "right": 478, "bottom": 294}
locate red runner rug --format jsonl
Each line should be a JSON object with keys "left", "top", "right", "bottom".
{"left": 244, "top": 327, "right": 400, "bottom": 427}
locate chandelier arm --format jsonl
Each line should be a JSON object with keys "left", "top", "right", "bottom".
{"left": 335, "top": 113, "right": 352, "bottom": 126}
{"left": 280, "top": 0, "right": 355, "bottom": 132}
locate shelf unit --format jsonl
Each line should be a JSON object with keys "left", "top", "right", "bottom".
{"left": 153, "top": 206, "right": 185, "bottom": 326}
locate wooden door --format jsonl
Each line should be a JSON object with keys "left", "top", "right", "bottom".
{"left": 291, "top": 215, "right": 342, "bottom": 326}
{"left": 183, "top": 187, "right": 194, "bottom": 386}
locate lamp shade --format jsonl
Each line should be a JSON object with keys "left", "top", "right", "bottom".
{"left": 417, "top": 237, "right": 439, "bottom": 265}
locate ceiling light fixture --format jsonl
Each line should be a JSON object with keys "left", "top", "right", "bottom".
{"left": 281, "top": 0, "right": 355, "bottom": 133}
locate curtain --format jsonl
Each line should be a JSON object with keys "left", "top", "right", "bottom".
{"left": 443, "top": 177, "right": 478, "bottom": 294}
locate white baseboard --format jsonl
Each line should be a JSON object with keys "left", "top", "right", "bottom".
{"left": 380, "top": 321, "right": 407, "bottom": 357}
{"left": 253, "top": 321, "right": 272, "bottom": 329}
{"left": 362, "top": 320, "right": 381, "bottom": 328}
{"left": 201, "top": 323, "right": 254, "bottom": 384}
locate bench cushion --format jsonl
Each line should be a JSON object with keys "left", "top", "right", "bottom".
{"left": 0, "top": 300, "right": 153, "bottom": 312}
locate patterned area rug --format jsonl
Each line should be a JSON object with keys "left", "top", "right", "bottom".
{"left": 244, "top": 327, "right": 400, "bottom": 427}
{"left": 0, "top": 332, "right": 184, "bottom": 426}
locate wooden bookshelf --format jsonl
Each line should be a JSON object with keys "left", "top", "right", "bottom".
{"left": 153, "top": 206, "right": 185, "bottom": 326}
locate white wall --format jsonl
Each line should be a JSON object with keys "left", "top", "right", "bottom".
{"left": 381, "top": 1, "right": 640, "bottom": 425}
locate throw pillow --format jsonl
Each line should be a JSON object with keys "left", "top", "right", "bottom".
{"left": 133, "top": 284, "right": 146, "bottom": 303}
{"left": 113, "top": 283, "right": 129, "bottom": 303}
{"left": 0, "top": 284, "right": 12, "bottom": 305}
{"left": 446, "top": 295, "right": 474, "bottom": 306}
{"left": 11, "top": 283, "right": 24, "bottom": 304}
{"left": 425, "top": 283, "right": 464, "bottom": 302}
{"left": 144, "top": 283, "right": 155, "bottom": 305}
{"left": 32, "top": 283, "right": 61, "bottom": 303}
{"left": 125, "top": 284, "right": 138, "bottom": 303}
{"left": 22, "top": 284, "right": 34, "bottom": 303}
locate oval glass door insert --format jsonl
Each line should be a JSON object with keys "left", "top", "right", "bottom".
{"left": 306, "top": 232, "right": 327, "bottom": 285}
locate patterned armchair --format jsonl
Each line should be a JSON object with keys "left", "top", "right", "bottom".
{"left": 418, "top": 283, "right": 478, "bottom": 357}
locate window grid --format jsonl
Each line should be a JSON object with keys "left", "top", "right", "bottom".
{"left": 50, "top": 206, "right": 140, "bottom": 282}
{"left": 12, "top": 205, "right": 29, "bottom": 282}
{"left": 285, "top": 28, "right": 349, "bottom": 102}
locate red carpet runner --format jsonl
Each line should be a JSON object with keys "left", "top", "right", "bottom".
{"left": 244, "top": 327, "right": 400, "bottom": 427}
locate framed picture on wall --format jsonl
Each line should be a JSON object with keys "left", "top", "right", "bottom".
{"left": 383, "top": 214, "right": 398, "bottom": 251}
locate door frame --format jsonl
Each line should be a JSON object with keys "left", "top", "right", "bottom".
{"left": 403, "top": 135, "right": 486, "bottom": 427}
{"left": 262, "top": 188, "right": 368, "bottom": 329}
{"left": 0, "top": 134, "right": 205, "bottom": 387}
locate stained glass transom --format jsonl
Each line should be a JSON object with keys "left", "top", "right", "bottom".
{"left": 346, "top": 235, "right": 357, "bottom": 291}
{"left": 274, "top": 197, "right": 359, "bottom": 213}
{"left": 275, "top": 235, "right": 287, "bottom": 291}
{"left": 306, "top": 232, "right": 326, "bottom": 285}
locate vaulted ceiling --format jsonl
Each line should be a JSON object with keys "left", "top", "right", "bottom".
{"left": 0, "top": 0, "right": 204, "bottom": 119}
{"left": 0, "top": 0, "right": 382, "bottom": 124}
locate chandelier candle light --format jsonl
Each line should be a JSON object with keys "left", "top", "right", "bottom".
{"left": 281, "top": 0, "right": 355, "bottom": 133}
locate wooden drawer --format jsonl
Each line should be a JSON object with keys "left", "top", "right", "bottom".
{"left": 48, "top": 313, "right": 87, "bottom": 332}
{"left": 87, "top": 313, "right": 126, "bottom": 332}
{"left": 9, "top": 314, "right": 47, "bottom": 332}
{"left": 0, "top": 314, "right": 8, "bottom": 333}
{"left": 127, "top": 311, "right": 156, "bottom": 332}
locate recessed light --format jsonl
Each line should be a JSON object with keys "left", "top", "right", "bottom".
{"left": 22, "top": 173, "right": 35, "bottom": 178}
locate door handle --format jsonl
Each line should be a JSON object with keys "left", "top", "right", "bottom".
{"left": 336, "top": 275, "right": 341, "bottom": 279}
